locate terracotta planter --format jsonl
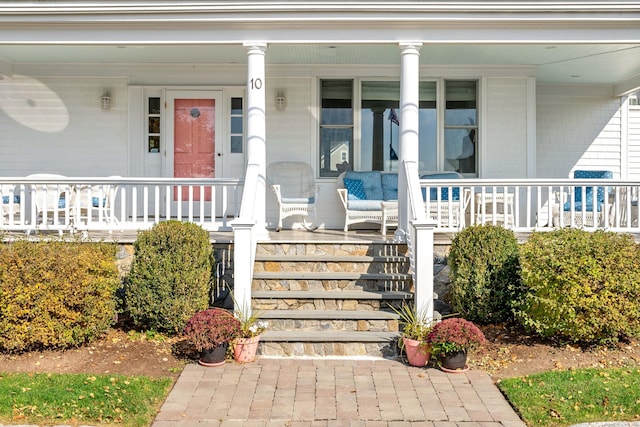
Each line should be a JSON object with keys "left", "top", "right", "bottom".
{"left": 199, "top": 343, "right": 228, "bottom": 367}
{"left": 402, "top": 337, "right": 431, "bottom": 367}
{"left": 233, "top": 335, "right": 261, "bottom": 363}
{"left": 440, "top": 350, "right": 468, "bottom": 372}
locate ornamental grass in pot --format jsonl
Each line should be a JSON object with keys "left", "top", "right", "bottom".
{"left": 183, "top": 308, "right": 241, "bottom": 367}
{"left": 232, "top": 304, "right": 268, "bottom": 364}
{"left": 391, "top": 304, "right": 434, "bottom": 367}
{"left": 426, "top": 317, "right": 486, "bottom": 372}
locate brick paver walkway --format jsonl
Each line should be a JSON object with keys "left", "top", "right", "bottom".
{"left": 152, "top": 358, "right": 526, "bottom": 427}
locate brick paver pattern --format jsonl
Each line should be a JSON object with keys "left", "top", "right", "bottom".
{"left": 152, "top": 358, "right": 526, "bottom": 427}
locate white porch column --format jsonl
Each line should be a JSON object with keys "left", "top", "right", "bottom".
{"left": 396, "top": 42, "right": 423, "bottom": 240}
{"left": 245, "top": 42, "right": 268, "bottom": 237}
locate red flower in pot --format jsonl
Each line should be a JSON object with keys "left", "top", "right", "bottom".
{"left": 183, "top": 308, "right": 241, "bottom": 367}
{"left": 426, "top": 318, "right": 486, "bottom": 372}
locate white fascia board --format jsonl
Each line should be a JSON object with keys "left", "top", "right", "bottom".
{"left": 0, "top": 2, "right": 638, "bottom": 45}
{"left": 0, "top": 25, "right": 638, "bottom": 45}
{"left": 614, "top": 74, "right": 640, "bottom": 96}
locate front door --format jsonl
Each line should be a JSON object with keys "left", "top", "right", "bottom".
{"left": 165, "top": 90, "right": 223, "bottom": 214}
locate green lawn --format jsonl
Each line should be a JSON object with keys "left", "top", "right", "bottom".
{"left": 498, "top": 367, "right": 640, "bottom": 427}
{"left": 0, "top": 372, "right": 172, "bottom": 427}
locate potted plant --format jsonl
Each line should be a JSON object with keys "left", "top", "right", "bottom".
{"left": 426, "top": 317, "right": 486, "bottom": 372}
{"left": 391, "top": 304, "right": 434, "bottom": 367}
{"left": 183, "top": 308, "right": 241, "bottom": 367}
{"left": 232, "top": 302, "right": 268, "bottom": 363}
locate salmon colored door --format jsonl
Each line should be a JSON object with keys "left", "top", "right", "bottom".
{"left": 173, "top": 98, "right": 215, "bottom": 201}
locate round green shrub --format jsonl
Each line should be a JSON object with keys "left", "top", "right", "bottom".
{"left": 448, "top": 224, "right": 523, "bottom": 324}
{"left": 125, "top": 221, "right": 212, "bottom": 334}
{"left": 0, "top": 239, "right": 120, "bottom": 352}
{"left": 515, "top": 229, "right": 640, "bottom": 345}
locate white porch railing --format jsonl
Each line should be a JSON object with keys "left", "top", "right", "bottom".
{"left": 420, "top": 178, "right": 640, "bottom": 233}
{"left": 0, "top": 176, "right": 244, "bottom": 234}
{"left": 3, "top": 176, "right": 638, "bottom": 235}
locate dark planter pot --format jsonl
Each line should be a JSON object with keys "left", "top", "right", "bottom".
{"left": 199, "top": 342, "right": 228, "bottom": 367}
{"left": 441, "top": 350, "right": 468, "bottom": 371}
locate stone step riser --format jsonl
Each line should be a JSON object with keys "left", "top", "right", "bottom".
{"left": 253, "top": 298, "right": 404, "bottom": 311}
{"left": 254, "top": 261, "right": 409, "bottom": 274}
{"left": 256, "top": 243, "right": 408, "bottom": 257}
{"left": 265, "top": 318, "right": 399, "bottom": 333}
{"left": 252, "top": 279, "right": 412, "bottom": 293}
{"left": 257, "top": 341, "right": 398, "bottom": 358}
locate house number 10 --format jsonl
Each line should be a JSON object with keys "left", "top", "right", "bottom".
{"left": 250, "top": 78, "right": 263, "bottom": 90}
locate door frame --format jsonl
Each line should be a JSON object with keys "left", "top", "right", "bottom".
{"left": 163, "top": 89, "right": 225, "bottom": 180}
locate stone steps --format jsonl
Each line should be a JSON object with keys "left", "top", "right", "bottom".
{"left": 251, "top": 240, "right": 416, "bottom": 357}
{"left": 261, "top": 309, "right": 400, "bottom": 332}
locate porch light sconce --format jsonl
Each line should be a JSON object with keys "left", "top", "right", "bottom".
{"left": 100, "top": 90, "right": 112, "bottom": 111}
{"left": 275, "top": 90, "right": 287, "bottom": 111}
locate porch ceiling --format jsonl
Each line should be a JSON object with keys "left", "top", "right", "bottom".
{"left": 0, "top": 43, "right": 639, "bottom": 88}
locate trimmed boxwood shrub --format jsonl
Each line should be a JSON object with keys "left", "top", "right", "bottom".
{"left": 448, "top": 224, "right": 523, "bottom": 324}
{"left": 0, "top": 239, "right": 119, "bottom": 352}
{"left": 515, "top": 229, "right": 640, "bottom": 345}
{"left": 125, "top": 221, "right": 212, "bottom": 334}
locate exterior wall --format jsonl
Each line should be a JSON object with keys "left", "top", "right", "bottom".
{"left": 0, "top": 76, "right": 130, "bottom": 177}
{"left": 536, "top": 85, "right": 622, "bottom": 178}
{"left": 482, "top": 77, "right": 529, "bottom": 179}
{"left": 628, "top": 105, "right": 640, "bottom": 179}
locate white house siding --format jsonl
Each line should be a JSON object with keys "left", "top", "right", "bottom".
{"left": 0, "top": 76, "right": 129, "bottom": 178}
{"left": 482, "top": 77, "right": 529, "bottom": 179}
{"left": 628, "top": 106, "right": 640, "bottom": 179}
{"left": 536, "top": 85, "right": 622, "bottom": 178}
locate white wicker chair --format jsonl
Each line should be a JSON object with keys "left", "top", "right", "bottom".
{"left": 267, "top": 162, "right": 319, "bottom": 231}
{"left": 71, "top": 176, "right": 120, "bottom": 228}
{"left": 27, "top": 173, "right": 73, "bottom": 234}
{"left": 1, "top": 184, "right": 22, "bottom": 225}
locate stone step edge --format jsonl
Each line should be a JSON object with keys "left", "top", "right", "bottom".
{"left": 261, "top": 330, "right": 399, "bottom": 342}
{"left": 260, "top": 309, "right": 400, "bottom": 320}
{"left": 252, "top": 290, "right": 420, "bottom": 300}
{"left": 255, "top": 255, "right": 409, "bottom": 263}
{"left": 252, "top": 272, "right": 411, "bottom": 280}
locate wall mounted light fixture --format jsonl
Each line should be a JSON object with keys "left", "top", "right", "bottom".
{"left": 100, "top": 90, "right": 112, "bottom": 110}
{"left": 275, "top": 89, "right": 287, "bottom": 111}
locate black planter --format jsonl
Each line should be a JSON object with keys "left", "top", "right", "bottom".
{"left": 441, "top": 350, "right": 467, "bottom": 371}
{"left": 199, "top": 342, "right": 228, "bottom": 367}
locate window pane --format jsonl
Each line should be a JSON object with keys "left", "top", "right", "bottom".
{"left": 230, "top": 136, "right": 243, "bottom": 153}
{"left": 320, "top": 128, "right": 353, "bottom": 177}
{"left": 444, "top": 128, "right": 476, "bottom": 173}
{"left": 445, "top": 81, "right": 477, "bottom": 126}
{"left": 321, "top": 80, "right": 353, "bottom": 126}
{"left": 148, "top": 136, "right": 160, "bottom": 153}
{"left": 419, "top": 81, "right": 437, "bottom": 172}
{"left": 149, "top": 97, "right": 160, "bottom": 115}
{"left": 148, "top": 117, "right": 160, "bottom": 134}
{"left": 231, "top": 116, "right": 243, "bottom": 134}
{"left": 231, "top": 97, "right": 243, "bottom": 114}
{"left": 361, "top": 82, "right": 399, "bottom": 171}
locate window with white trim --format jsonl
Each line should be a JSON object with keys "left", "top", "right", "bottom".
{"left": 318, "top": 78, "right": 478, "bottom": 177}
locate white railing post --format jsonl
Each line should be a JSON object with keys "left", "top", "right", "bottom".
{"left": 232, "top": 221, "right": 255, "bottom": 317}
{"left": 411, "top": 220, "right": 435, "bottom": 322}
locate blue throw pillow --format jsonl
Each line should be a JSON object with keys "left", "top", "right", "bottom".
{"left": 381, "top": 174, "right": 398, "bottom": 201}
{"left": 58, "top": 197, "right": 66, "bottom": 209}
{"left": 92, "top": 197, "right": 107, "bottom": 207}
{"left": 420, "top": 173, "right": 461, "bottom": 201}
{"left": 345, "top": 171, "right": 383, "bottom": 200}
{"left": 2, "top": 195, "right": 20, "bottom": 204}
{"left": 344, "top": 178, "right": 367, "bottom": 201}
